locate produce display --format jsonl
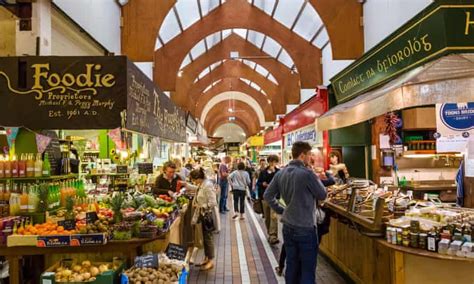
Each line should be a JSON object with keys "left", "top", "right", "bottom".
{"left": 123, "top": 253, "right": 187, "bottom": 284}
{"left": 44, "top": 259, "right": 122, "bottom": 283}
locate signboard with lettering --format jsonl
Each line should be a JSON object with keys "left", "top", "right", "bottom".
{"left": 165, "top": 243, "right": 187, "bottom": 261}
{"left": 331, "top": 1, "right": 474, "bottom": 103}
{"left": 186, "top": 112, "right": 198, "bottom": 134}
{"left": 0, "top": 57, "right": 127, "bottom": 129}
{"left": 435, "top": 102, "right": 472, "bottom": 153}
{"left": 126, "top": 61, "right": 186, "bottom": 142}
{"left": 285, "top": 125, "right": 323, "bottom": 148}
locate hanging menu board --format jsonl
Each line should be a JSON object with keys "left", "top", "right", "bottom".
{"left": 41, "top": 130, "right": 60, "bottom": 175}
{"left": 126, "top": 61, "right": 186, "bottom": 142}
{"left": 0, "top": 57, "right": 127, "bottom": 130}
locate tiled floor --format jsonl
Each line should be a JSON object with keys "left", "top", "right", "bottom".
{"left": 188, "top": 200, "right": 349, "bottom": 284}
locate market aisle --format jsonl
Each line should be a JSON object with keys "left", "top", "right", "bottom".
{"left": 188, "top": 199, "right": 348, "bottom": 284}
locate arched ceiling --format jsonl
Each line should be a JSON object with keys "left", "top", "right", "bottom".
{"left": 200, "top": 91, "right": 266, "bottom": 126}
{"left": 205, "top": 101, "right": 261, "bottom": 135}
{"left": 213, "top": 123, "right": 248, "bottom": 143}
{"left": 121, "top": 0, "right": 364, "bottom": 137}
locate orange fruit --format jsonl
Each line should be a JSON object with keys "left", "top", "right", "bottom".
{"left": 57, "top": 226, "right": 64, "bottom": 232}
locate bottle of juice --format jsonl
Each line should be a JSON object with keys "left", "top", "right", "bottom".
{"left": 28, "top": 184, "right": 37, "bottom": 213}
{"left": 42, "top": 153, "right": 51, "bottom": 177}
{"left": 4, "top": 183, "right": 11, "bottom": 204}
{"left": 18, "top": 154, "right": 26, "bottom": 178}
{"left": 0, "top": 183, "right": 4, "bottom": 204}
{"left": 11, "top": 155, "right": 18, "bottom": 177}
{"left": 4, "top": 156, "right": 11, "bottom": 178}
{"left": 26, "top": 154, "right": 34, "bottom": 178}
{"left": 9, "top": 191, "right": 20, "bottom": 215}
{"left": 0, "top": 155, "right": 4, "bottom": 178}
{"left": 34, "top": 153, "right": 43, "bottom": 177}
{"left": 20, "top": 184, "right": 29, "bottom": 212}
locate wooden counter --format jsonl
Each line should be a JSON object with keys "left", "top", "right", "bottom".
{"left": 320, "top": 216, "right": 474, "bottom": 284}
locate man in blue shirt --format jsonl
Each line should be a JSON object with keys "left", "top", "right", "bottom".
{"left": 264, "top": 141, "right": 327, "bottom": 284}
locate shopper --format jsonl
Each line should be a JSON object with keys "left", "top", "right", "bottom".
{"left": 253, "top": 158, "right": 267, "bottom": 200}
{"left": 229, "top": 162, "right": 251, "bottom": 220}
{"left": 218, "top": 156, "right": 231, "bottom": 213}
{"left": 264, "top": 141, "right": 327, "bottom": 284}
{"left": 190, "top": 168, "right": 218, "bottom": 271}
{"left": 154, "top": 161, "right": 183, "bottom": 196}
{"left": 243, "top": 159, "right": 255, "bottom": 200}
{"left": 257, "top": 154, "right": 280, "bottom": 245}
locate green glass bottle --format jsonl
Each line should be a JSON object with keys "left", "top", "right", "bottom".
{"left": 42, "top": 153, "right": 51, "bottom": 177}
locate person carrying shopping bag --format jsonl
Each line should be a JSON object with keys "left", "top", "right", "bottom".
{"left": 190, "top": 168, "right": 218, "bottom": 271}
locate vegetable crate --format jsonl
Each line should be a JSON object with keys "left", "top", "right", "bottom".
{"left": 120, "top": 267, "right": 188, "bottom": 284}
{"left": 40, "top": 260, "right": 124, "bottom": 284}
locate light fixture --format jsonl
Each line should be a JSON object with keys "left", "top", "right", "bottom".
{"left": 229, "top": 116, "right": 236, "bottom": 121}
{"left": 267, "top": 99, "right": 272, "bottom": 104}
{"left": 228, "top": 108, "right": 234, "bottom": 112}
{"left": 177, "top": 70, "right": 183, "bottom": 77}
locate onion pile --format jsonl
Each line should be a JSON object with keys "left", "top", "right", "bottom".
{"left": 54, "top": 260, "right": 112, "bottom": 282}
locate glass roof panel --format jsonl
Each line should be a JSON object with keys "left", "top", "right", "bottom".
{"left": 255, "top": 64, "right": 269, "bottom": 78}
{"left": 180, "top": 54, "right": 192, "bottom": 69}
{"left": 158, "top": 12, "right": 181, "bottom": 43}
{"left": 155, "top": 39, "right": 162, "bottom": 50}
{"left": 233, "top": 28, "right": 247, "bottom": 38}
{"left": 252, "top": 0, "right": 276, "bottom": 16}
{"left": 267, "top": 74, "right": 278, "bottom": 85}
{"left": 240, "top": 78, "right": 251, "bottom": 85}
{"left": 206, "top": 31, "right": 221, "bottom": 49}
{"left": 277, "top": 48, "right": 293, "bottom": 69}
{"left": 198, "top": 67, "right": 210, "bottom": 80}
{"left": 246, "top": 30, "right": 265, "bottom": 48}
{"left": 293, "top": 4, "right": 323, "bottom": 41}
{"left": 174, "top": 1, "right": 200, "bottom": 30}
{"left": 200, "top": 0, "right": 221, "bottom": 16}
{"left": 262, "top": 36, "right": 281, "bottom": 57}
{"left": 250, "top": 82, "right": 261, "bottom": 91}
{"left": 190, "top": 40, "right": 206, "bottom": 60}
{"left": 273, "top": 0, "right": 305, "bottom": 29}
{"left": 312, "top": 27, "right": 329, "bottom": 48}
{"left": 242, "top": 59, "right": 257, "bottom": 70}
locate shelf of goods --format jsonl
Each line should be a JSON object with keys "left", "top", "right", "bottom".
{"left": 321, "top": 183, "right": 474, "bottom": 284}
{"left": 0, "top": 190, "right": 191, "bottom": 284}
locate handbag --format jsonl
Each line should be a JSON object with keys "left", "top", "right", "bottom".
{"left": 200, "top": 210, "right": 215, "bottom": 231}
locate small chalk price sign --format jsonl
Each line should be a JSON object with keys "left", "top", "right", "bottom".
{"left": 134, "top": 254, "right": 159, "bottom": 268}
{"left": 86, "top": 212, "right": 98, "bottom": 224}
{"left": 165, "top": 243, "right": 187, "bottom": 261}
{"left": 58, "top": 219, "right": 76, "bottom": 231}
{"left": 138, "top": 163, "right": 153, "bottom": 174}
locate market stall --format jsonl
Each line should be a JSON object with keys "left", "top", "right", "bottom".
{"left": 316, "top": 1, "right": 474, "bottom": 283}
{"left": 0, "top": 56, "right": 190, "bottom": 283}
{"left": 261, "top": 125, "right": 283, "bottom": 161}
{"left": 282, "top": 88, "right": 329, "bottom": 166}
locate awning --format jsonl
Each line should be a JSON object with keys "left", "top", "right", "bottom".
{"left": 316, "top": 53, "right": 474, "bottom": 131}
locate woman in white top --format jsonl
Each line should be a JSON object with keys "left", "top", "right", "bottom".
{"left": 229, "top": 162, "right": 251, "bottom": 220}
{"left": 190, "top": 168, "right": 218, "bottom": 271}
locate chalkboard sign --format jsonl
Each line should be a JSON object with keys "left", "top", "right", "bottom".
{"left": 41, "top": 130, "right": 61, "bottom": 175}
{"left": 138, "top": 163, "right": 153, "bottom": 174}
{"left": 165, "top": 243, "right": 187, "bottom": 261}
{"left": 134, "top": 254, "right": 159, "bottom": 268}
{"left": 58, "top": 219, "right": 76, "bottom": 231}
{"left": 116, "top": 165, "right": 128, "bottom": 174}
{"left": 86, "top": 212, "right": 98, "bottom": 224}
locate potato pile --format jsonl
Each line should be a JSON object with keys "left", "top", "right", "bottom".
{"left": 124, "top": 263, "right": 181, "bottom": 284}
{"left": 54, "top": 260, "right": 111, "bottom": 282}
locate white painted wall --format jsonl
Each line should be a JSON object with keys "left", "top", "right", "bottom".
{"left": 322, "top": 43, "right": 353, "bottom": 86}
{"left": 363, "top": 0, "right": 432, "bottom": 51}
{"left": 213, "top": 123, "right": 247, "bottom": 143}
{"left": 51, "top": 8, "right": 104, "bottom": 56}
{"left": 53, "top": 0, "right": 121, "bottom": 54}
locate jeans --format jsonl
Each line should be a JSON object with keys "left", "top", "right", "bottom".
{"left": 219, "top": 180, "right": 229, "bottom": 212}
{"left": 262, "top": 200, "right": 279, "bottom": 241}
{"left": 233, "top": 190, "right": 246, "bottom": 214}
{"left": 282, "top": 224, "right": 319, "bottom": 284}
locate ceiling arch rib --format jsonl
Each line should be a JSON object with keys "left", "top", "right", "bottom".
{"left": 205, "top": 101, "right": 262, "bottom": 135}
{"left": 178, "top": 28, "right": 296, "bottom": 72}
{"left": 247, "top": 0, "right": 330, "bottom": 48}
{"left": 194, "top": 78, "right": 275, "bottom": 120}
{"left": 186, "top": 60, "right": 285, "bottom": 114}
{"left": 213, "top": 123, "right": 248, "bottom": 142}
{"left": 200, "top": 91, "right": 266, "bottom": 126}
{"left": 153, "top": 0, "right": 322, "bottom": 90}
{"left": 174, "top": 34, "right": 301, "bottom": 110}
{"left": 194, "top": 59, "right": 278, "bottom": 85}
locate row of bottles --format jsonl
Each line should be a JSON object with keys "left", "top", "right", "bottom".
{"left": 0, "top": 178, "right": 86, "bottom": 216}
{"left": 0, "top": 153, "right": 51, "bottom": 178}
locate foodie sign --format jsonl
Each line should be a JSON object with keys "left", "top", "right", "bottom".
{"left": 331, "top": 0, "right": 474, "bottom": 103}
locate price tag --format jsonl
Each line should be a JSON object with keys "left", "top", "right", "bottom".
{"left": 138, "top": 163, "right": 153, "bottom": 174}
{"left": 165, "top": 243, "right": 187, "bottom": 261}
{"left": 86, "top": 212, "right": 98, "bottom": 224}
{"left": 116, "top": 165, "right": 128, "bottom": 174}
{"left": 134, "top": 254, "right": 159, "bottom": 268}
{"left": 58, "top": 219, "right": 76, "bottom": 231}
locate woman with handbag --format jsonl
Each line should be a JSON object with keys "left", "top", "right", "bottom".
{"left": 190, "top": 168, "right": 218, "bottom": 271}
{"left": 229, "top": 162, "right": 251, "bottom": 220}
